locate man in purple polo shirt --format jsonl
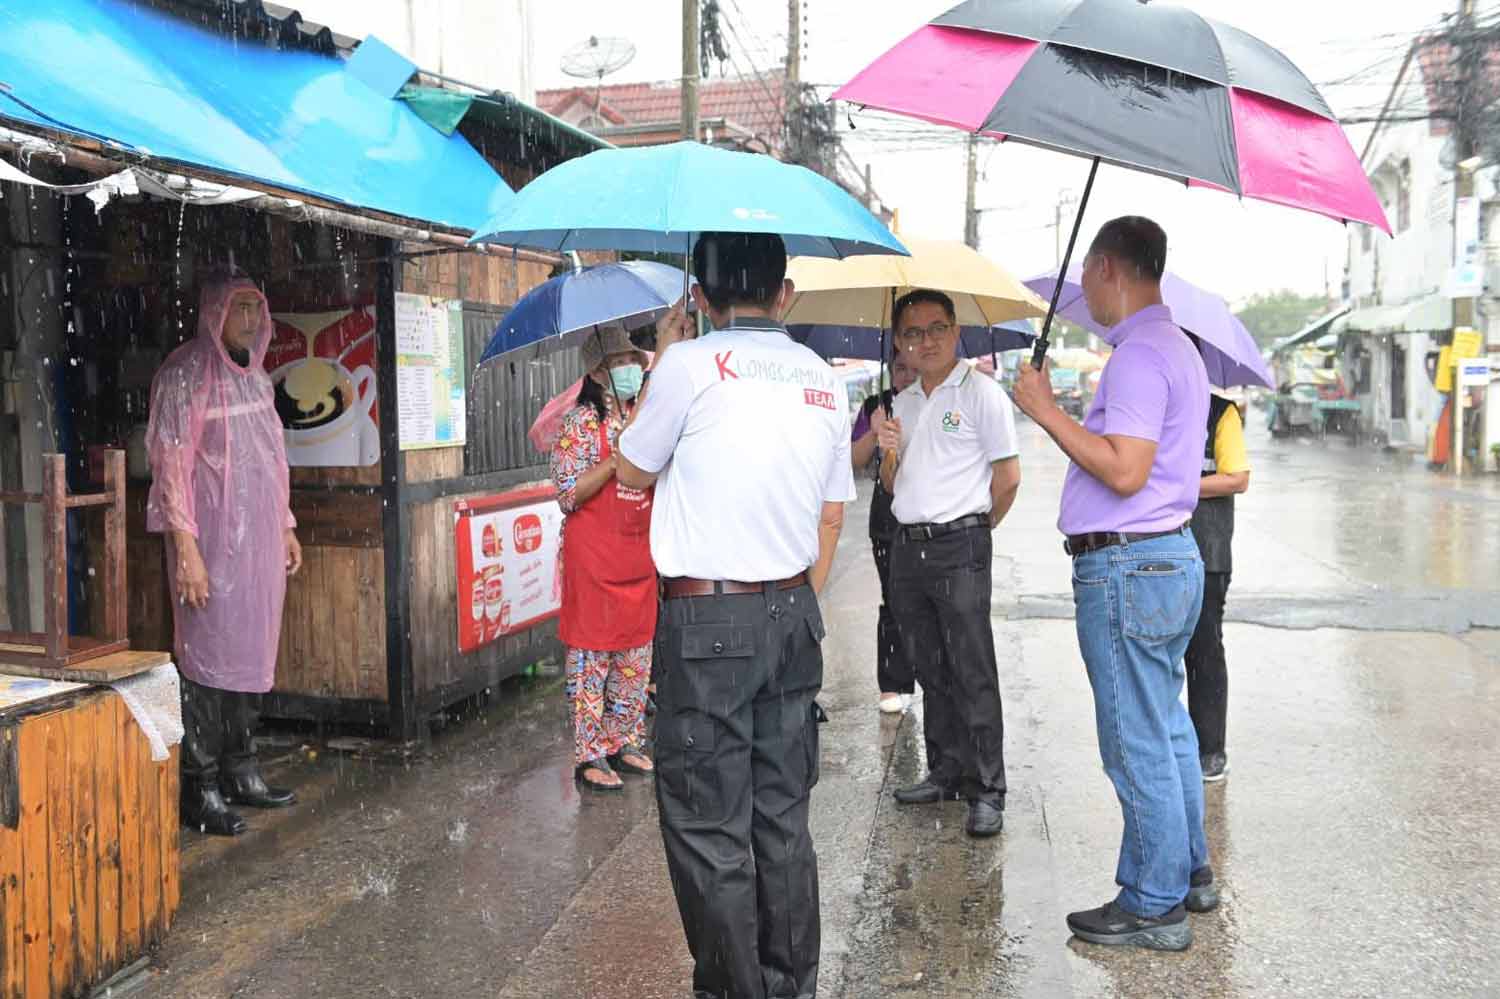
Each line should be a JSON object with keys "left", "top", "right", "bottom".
{"left": 1014, "top": 216, "right": 1218, "bottom": 952}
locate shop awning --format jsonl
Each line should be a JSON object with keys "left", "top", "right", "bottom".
{"left": 1344, "top": 294, "right": 1453, "bottom": 335}
{"left": 1271, "top": 305, "right": 1350, "bottom": 355}
{"left": 0, "top": 0, "right": 513, "bottom": 233}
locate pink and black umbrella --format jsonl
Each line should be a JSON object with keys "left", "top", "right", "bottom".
{"left": 833, "top": 0, "right": 1390, "bottom": 367}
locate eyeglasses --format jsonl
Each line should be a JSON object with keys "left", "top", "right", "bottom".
{"left": 897, "top": 321, "right": 954, "bottom": 344}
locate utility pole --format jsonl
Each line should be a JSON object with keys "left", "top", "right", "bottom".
{"left": 682, "top": 0, "right": 700, "bottom": 143}
{"left": 1055, "top": 200, "right": 1065, "bottom": 267}
{"left": 963, "top": 134, "right": 979, "bottom": 249}
{"left": 786, "top": 0, "right": 801, "bottom": 161}
{"left": 787, "top": 0, "right": 801, "bottom": 87}
{"left": 1051, "top": 190, "right": 1078, "bottom": 269}
{"left": 1452, "top": 0, "right": 1478, "bottom": 476}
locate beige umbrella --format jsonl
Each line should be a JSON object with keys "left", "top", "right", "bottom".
{"left": 784, "top": 233, "right": 1046, "bottom": 331}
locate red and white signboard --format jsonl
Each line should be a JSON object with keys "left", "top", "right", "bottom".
{"left": 455, "top": 486, "right": 564, "bottom": 653}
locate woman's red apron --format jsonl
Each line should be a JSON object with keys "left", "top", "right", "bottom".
{"left": 559, "top": 422, "right": 657, "bottom": 650}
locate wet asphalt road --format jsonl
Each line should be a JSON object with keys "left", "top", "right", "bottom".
{"left": 149, "top": 416, "right": 1500, "bottom": 999}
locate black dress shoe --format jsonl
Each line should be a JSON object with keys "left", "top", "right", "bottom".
{"left": 965, "top": 797, "right": 1004, "bottom": 837}
{"left": 1067, "top": 900, "right": 1192, "bottom": 951}
{"left": 893, "top": 778, "right": 961, "bottom": 805}
{"left": 1186, "top": 865, "right": 1220, "bottom": 913}
{"left": 220, "top": 772, "right": 297, "bottom": 809}
{"left": 181, "top": 781, "right": 247, "bottom": 837}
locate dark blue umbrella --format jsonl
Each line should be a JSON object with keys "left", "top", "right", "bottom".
{"left": 788, "top": 320, "right": 1035, "bottom": 361}
{"left": 478, "top": 261, "right": 695, "bottom": 366}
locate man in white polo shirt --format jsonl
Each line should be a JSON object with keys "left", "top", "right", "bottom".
{"left": 877, "top": 289, "right": 1021, "bottom": 839}
{"left": 617, "top": 231, "right": 854, "bottom": 999}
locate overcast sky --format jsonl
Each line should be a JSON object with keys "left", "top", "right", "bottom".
{"left": 532, "top": 0, "right": 1472, "bottom": 305}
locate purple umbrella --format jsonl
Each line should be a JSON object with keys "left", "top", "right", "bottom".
{"left": 1025, "top": 267, "right": 1274, "bottom": 389}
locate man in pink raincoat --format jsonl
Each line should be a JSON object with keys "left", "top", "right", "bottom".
{"left": 146, "top": 277, "right": 302, "bottom": 837}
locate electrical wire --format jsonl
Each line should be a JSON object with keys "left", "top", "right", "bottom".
{"left": 717, "top": 0, "right": 790, "bottom": 138}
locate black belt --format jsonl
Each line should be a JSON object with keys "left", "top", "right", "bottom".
{"left": 1064, "top": 523, "right": 1190, "bottom": 557}
{"left": 898, "top": 513, "right": 989, "bottom": 542}
{"left": 661, "top": 572, "right": 808, "bottom": 599}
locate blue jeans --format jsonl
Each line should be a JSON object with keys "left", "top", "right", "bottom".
{"left": 1071, "top": 530, "right": 1208, "bottom": 916}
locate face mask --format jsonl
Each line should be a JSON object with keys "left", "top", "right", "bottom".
{"left": 608, "top": 363, "right": 644, "bottom": 399}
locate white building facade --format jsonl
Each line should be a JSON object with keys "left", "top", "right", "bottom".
{"left": 1345, "top": 41, "right": 1500, "bottom": 461}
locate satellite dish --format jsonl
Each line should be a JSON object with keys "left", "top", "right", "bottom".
{"left": 561, "top": 36, "right": 637, "bottom": 123}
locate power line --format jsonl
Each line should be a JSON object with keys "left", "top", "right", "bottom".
{"left": 719, "top": 0, "right": 791, "bottom": 137}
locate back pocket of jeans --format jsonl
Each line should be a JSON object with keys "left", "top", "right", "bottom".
{"left": 1123, "top": 563, "right": 1194, "bottom": 644}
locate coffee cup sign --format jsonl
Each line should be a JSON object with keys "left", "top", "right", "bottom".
{"left": 266, "top": 309, "right": 380, "bottom": 467}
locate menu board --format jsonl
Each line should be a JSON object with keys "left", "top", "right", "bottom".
{"left": 454, "top": 486, "right": 564, "bottom": 654}
{"left": 395, "top": 292, "right": 467, "bottom": 450}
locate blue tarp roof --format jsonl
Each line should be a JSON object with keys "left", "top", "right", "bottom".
{"left": 0, "top": 0, "right": 513, "bottom": 231}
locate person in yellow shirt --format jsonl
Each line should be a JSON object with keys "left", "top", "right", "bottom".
{"left": 1188, "top": 392, "right": 1250, "bottom": 783}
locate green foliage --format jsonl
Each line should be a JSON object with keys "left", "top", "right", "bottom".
{"left": 1235, "top": 290, "right": 1331, "bottom": 349}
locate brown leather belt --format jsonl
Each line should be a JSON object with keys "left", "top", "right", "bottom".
{"left": 1064, "top": 523, "right": 1190, "bottom": 557}
{"left": 661, "top": 572, "right": 809, "bottom": 599}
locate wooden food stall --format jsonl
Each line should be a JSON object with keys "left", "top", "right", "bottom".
{"left": 0, "top": 672, "right": 180, "bottom": 999}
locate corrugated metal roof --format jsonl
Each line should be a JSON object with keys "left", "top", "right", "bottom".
{"left": 538, "top": 72, "right": 787, "bottom": 151}
{"left": 1272, "top": 306, "right": 1350, "bottom": 354}
{"left": 135, "top": 0, "right": 357, "bottom": 55}
{"left": 1345, "top": 295, "right": 1453, "bottom": 335}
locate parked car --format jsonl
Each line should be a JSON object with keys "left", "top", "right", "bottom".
{"left": 1050, "top": 366, "right": 1087, "bottom": 419}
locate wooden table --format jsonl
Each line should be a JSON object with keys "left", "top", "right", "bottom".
{"left": 0, "top": 658, "right": 179, "bottom": 999}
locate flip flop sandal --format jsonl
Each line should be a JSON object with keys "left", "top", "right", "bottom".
{"left": 611, "top": 745, "right": 655, "bottom": 776}
{"left": 575, "top": 758, "right": 623, "bottom": 791}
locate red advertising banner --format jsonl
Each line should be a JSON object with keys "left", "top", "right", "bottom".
{"left": 455, "top": 485, "right": 564, "bottom": 654}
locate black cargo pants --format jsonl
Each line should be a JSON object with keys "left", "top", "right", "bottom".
{"left": 654, "top": 581, "right": 825, "bottom": 999}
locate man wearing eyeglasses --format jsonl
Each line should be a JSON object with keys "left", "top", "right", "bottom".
{"left": 876, "top": 289, "right": 1020, "bottom": 838}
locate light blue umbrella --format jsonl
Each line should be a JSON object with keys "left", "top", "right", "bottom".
{"left": 477, "top": 261, "right": 696, "bottom": 366}
{"left": 469, "top": 141, "right": 907, "bottom": 259}
{"left": 788, "top": 320, "right": 1035, "bottom": 361}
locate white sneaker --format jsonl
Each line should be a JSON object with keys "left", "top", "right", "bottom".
{"left": 878, "top": 693, "right": 908, "bottom": 714}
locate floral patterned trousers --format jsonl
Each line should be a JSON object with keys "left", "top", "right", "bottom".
{"left": 565, "top": 643, "right": 652, "bottom": 765}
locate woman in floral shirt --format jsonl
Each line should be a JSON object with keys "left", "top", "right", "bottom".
{"left": 549, "top": 326, "right": 657, "bottom": 791}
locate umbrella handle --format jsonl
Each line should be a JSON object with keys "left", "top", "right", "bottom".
{"left": 882, "top": 289, "right": 895, "bottom": 417}
{"left": 1032, "top": 157, "right": 1100, "bottom": 370}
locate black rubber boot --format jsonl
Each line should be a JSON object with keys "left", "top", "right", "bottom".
{"left": 220, "top": 768, "right": 297, "bottom": 809}
{"left": 181, "top": 779, "right": 248, "bottom": 837}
